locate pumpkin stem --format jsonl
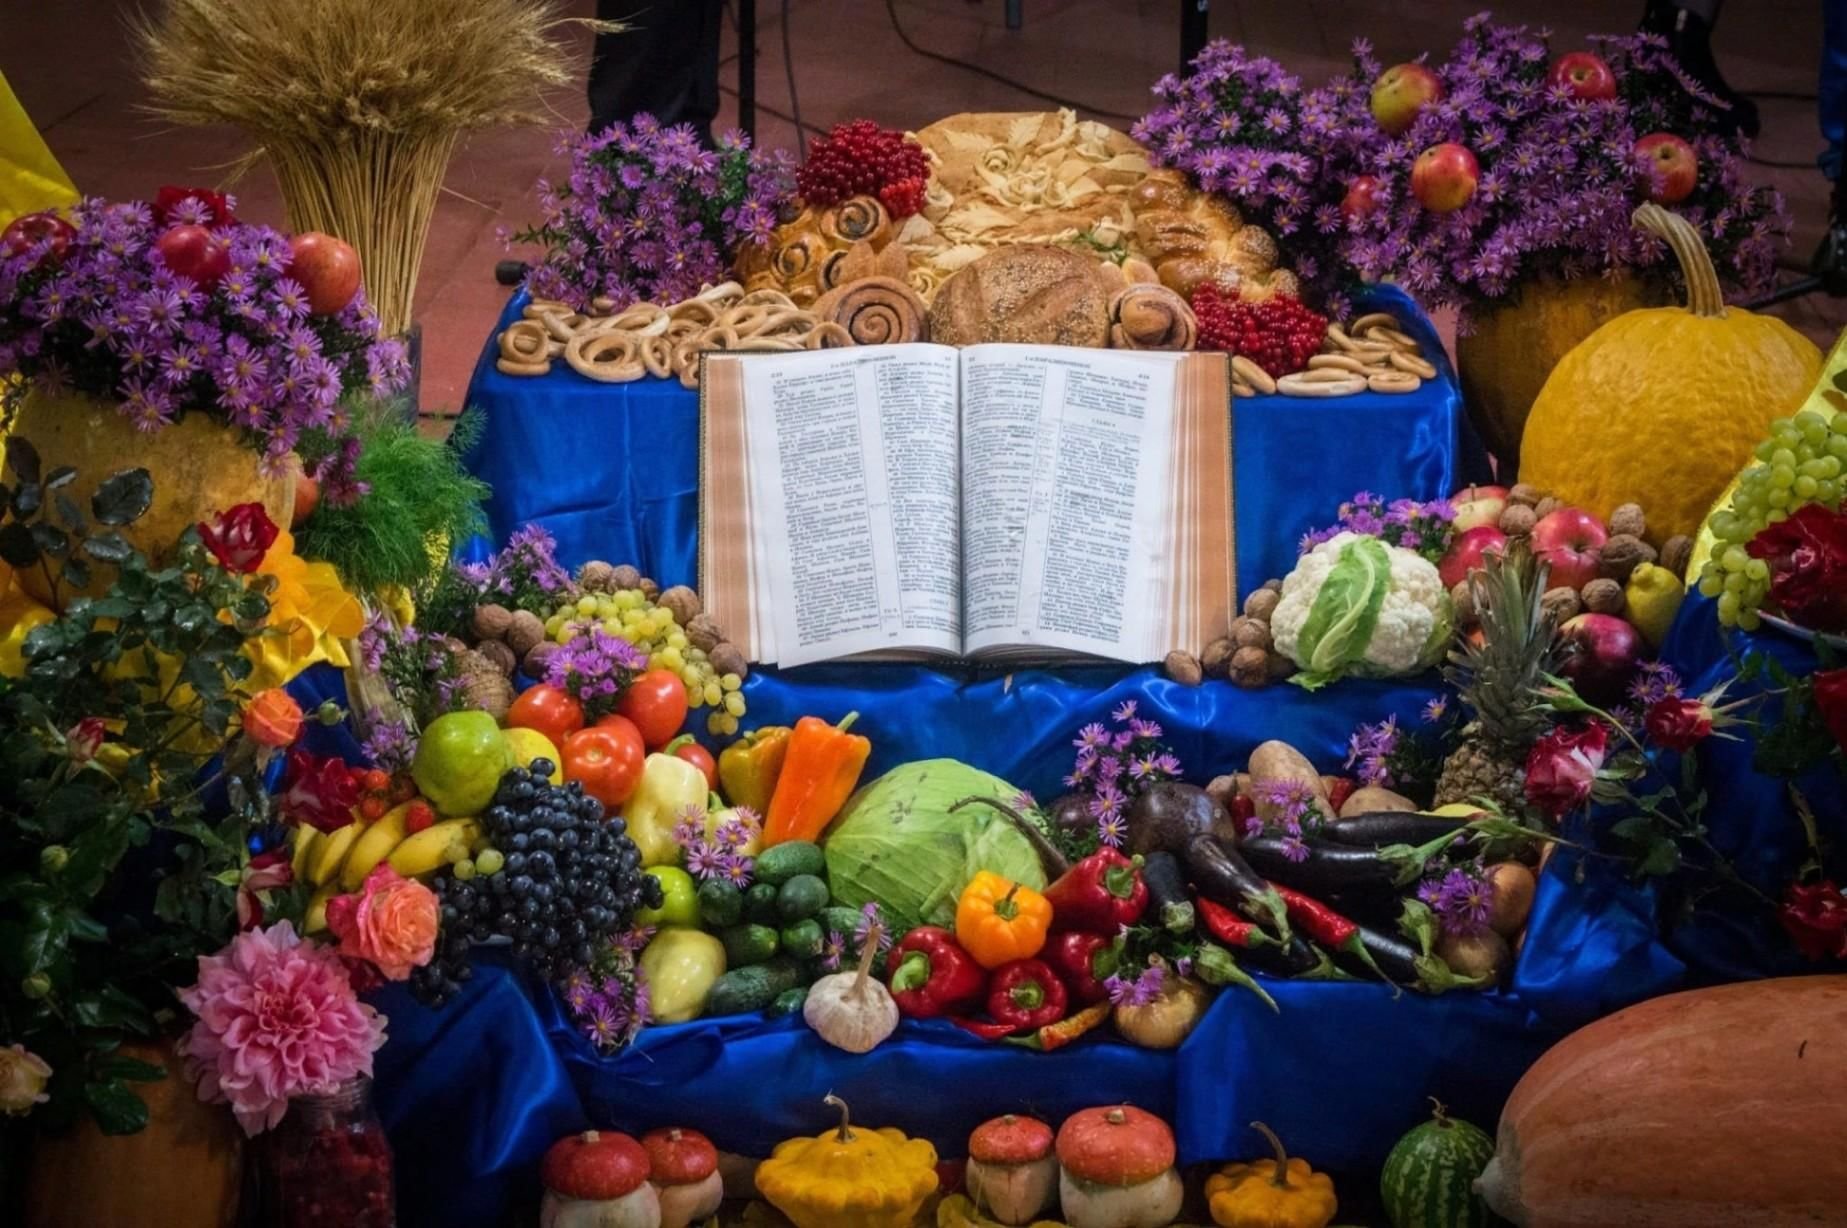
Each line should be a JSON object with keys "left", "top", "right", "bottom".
{"left": 848, "top": 920, "right": 881, "bottom": 999}
{"left": 824, "top": 1093, "right": 856, "bottom": 1143}
{"left": 1250, "top": 1121, "right": 1293, "bottom": 1190}
{"left": 1428, "top": 1097, "right": 1451, "bottom": 1128}
{"left": 1633, "top": 203, "right": 1726, "bottom": 319}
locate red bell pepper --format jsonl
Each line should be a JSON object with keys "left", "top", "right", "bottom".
{"left": 1040, "top": 930, "right": 1118, "bottom": 1005}
{"left": 887, "top": 926, "right": 987, "bottom": 1018}
{"left": 986, "top": 958, "right": 1068, "bottom": 1033}
{"left": 1043, "top": 848, "right": 1148, "bottom": 933}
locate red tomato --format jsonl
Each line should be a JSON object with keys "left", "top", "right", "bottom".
{"left": 0, "top": 212, "right": 75, "bottom": 264}
{"left": 508, "top": 684, "right": 586, "bottom": 748}
{"left": 617, "top": 669, "right": 689, "bottom": 749}
{"left": 153, "top": 224, "right": 231, "bottom": 290}
{"left": 562, "top": 724, "right": 645, "bottom": 812}
{"left": 670, "top": 738, "right": 717, "bottom": 790}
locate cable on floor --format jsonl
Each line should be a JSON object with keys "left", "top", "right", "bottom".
{"left": 882, "top": 0, "right": 1137, "bottom": 122}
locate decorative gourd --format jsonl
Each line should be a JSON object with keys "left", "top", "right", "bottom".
{"left": 803, "top": 919, "right": 898, "bottom": 1053}
{"left": 641, "top": 1128, "right": 723, "bottom": 1228}
{"left": 966, "top": 1114, "right": 1057, "bottom": 1225}
{"left": 1519, "top": 204, "right": 1822, "bottom": 545}
{"left": 539, "top": 1130, "right": 659, "bottom": 1228}
{"left": 1379, "top": 1100, "right": 1494, "bottom": 1228}
{"left": 754, "top": 1094, "right": 939, "bottom": 1228}
{"left": 1055, "top": 1105, "right": 1184, "bottom": 1228}
{"left": 1205, "top": 1121, "right": 1337, "bottom": 1228}
{"left": 1476, "top": 976, "right": 1847, "bottom": 1226}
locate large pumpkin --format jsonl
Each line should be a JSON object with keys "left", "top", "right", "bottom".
{"left": 1518, "top": 204, "right": 1821, "bottom": 545}
{"left": 1476, "top": 975, "right": 1847, "bottom": 1226}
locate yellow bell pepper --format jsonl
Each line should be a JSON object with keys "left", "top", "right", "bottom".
{"left": 717, "top": 724, "right": 791, "bottom": 816}
{"left": 621, "top": 752, "right": 710, "bottom": 866}
{"left": 1206, "top": 1122, "right": 1338, "bottom": 1228}
{"left": 637, "top": 926, "right": 726, "bottom": 1024}
{"left": 756, "top": 1095, "right": 939, "bottom": 1228}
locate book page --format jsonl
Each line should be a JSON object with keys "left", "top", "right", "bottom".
{"left": 960, "top": 345, "right": 1180, "bottom": 662}
{"left": 739, "top": 345, "right": 962, "bottom": 667}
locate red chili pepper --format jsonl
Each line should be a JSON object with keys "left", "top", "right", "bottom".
{"left": 949, "top": 1016, "right": 1017, "bottom": 1042}
{"left": 1043, "top": 847, "right": 1148, "bottom": 934}
{"left": 887, "top": 926, "right": 987, "bottom": 1019}
{"left": 1270, "top": 882, "right": 1385, "bottom": 980}
{"left": 1039, "top": 930, "right": 1118, "bottom": 1005}
{"left": 1324, "top": 775, "right": 1357, "bottom": 814}
{"left": 1007, "top": 1000, "right": 1111, "bottom": 1051}
{"left": 985, "top": 958, "right": 1069, "bottom": 1032}
{"left": 1197, "top": 897, "right": 1261, "bottom": 949}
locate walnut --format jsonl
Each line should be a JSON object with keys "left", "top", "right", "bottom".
{"left": 609, "top": 564, "right": 644, "bottom": 591}
{"left": 1242, "top": 587, "right": 1281, "bottom": 622}
{"left": 1497, "top": 504, "right": 1537, "bottom": 537}
{"left": 470, "top": 603, "right": 513, "bottom": 643}
{"left": 506, "top": 610, "right": 547, "bottom": 658}
{"left": 1541, "top": 587, "right": 1582, "bottom": 624}
{"left": 1262, "top": 578, "right": 1283, "bottom": 594}
{"left": 1533, "top": 496, "right": 1562, "bottom": 521}
{"left": 522, "top": 640, "right": 562, "bottom": 679}
{"left": 1201, "top": 636, "right": 1235, "bottom": 678}
{"left": 1580, "top": 578, "right": 1625, "bottom": 615}
{"left": 1608, "top": 503, "right": 1646, "bottom": 539}
{"left": 1163, "top": 649, "right": 1204, "bottom": 686}
{"left": 476, "top": 638, "right": 517, "bottom": 676}
{"left": 578, "top": 560, "right": 617, "bottom": 592}
{"left": 1451, "top": 579, "right": 1478, "bottom": 628}
{"left": 685, "top": 613, "right": 724, "bottom": 652}
{"left": 1230, "top": 616, "right": 1272, "bottom": 652}
{"left": 658, "top": 585, "right": 702, "bottom": 627}
{"left": 1265, "top": 650, "right": 1297, "bottom": 680}
{"left": 1660, "top": 534, "right": 1693, "bottom": 578}
{"left": 1229, "top": 646, "right": 1270, "bottom": 687}
{"left": 1598, "top": 533, "right": 1656, "bottom": 583}
{"left": 709, "top": 642, "right": 749, "bottom": 680}
{"left": 1507, "top": 483, "right": 1542, "bottom": 508}
{"left": 639, "top": 577, "right": 660, "bottom": 601}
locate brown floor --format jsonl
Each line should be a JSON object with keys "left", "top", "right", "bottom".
{"left": 5, "top": 0, "right": 1840, "bottom": 418}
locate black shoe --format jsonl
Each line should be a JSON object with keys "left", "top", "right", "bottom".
{"left": 1639, "top": 1, "right": 1761, "bottom": 139}
{"left": 495, "top": 260, "right": 529, "bottom": 287}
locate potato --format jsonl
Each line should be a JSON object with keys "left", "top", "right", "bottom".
{"left": 1247, "top": 741, "right": 1329, "bottom": 823}
{"left": 1485, "top": 862, "right": 1537, "bottom": 938}
{"left": 1437, "top": 928, "right": 1512, "bottom": 983}
{"left": 1338, "top": 786, "right": 1417, "bottom": 818}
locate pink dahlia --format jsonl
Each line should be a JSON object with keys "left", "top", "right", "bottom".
{"left": 177, "top": 921, "right": 386, "bottom": 1135}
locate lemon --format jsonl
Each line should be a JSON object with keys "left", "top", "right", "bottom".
{"left": 412, "top": 710, "right": 514, "bottom": 817}
{"left": 502, "top": 727, "right": 563, "bottom": 783}
{"left": 1624, "top": 563, "right": 1686, "bottom": 650}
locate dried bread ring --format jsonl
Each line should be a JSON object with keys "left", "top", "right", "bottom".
{"left": 1277, "top": 371, "right": 1366, "bottom": 398}
{"left": 1348, "top": 311, "right": 1400, "bottom": 334}
{"left": 565, "top": 331, "right": 645, "bottom": 383}
{"left": 1362, "top": 325, "right": 1421, "bottom": 352}
{"left": 499, "top": 320, "right": 550, "bottom": 363}
{"left": 641, "top": 336, "right": 675, "bottom": 380}
{"left": 1388, "top": 350, "right": 1438, "bottom": 379}
{"left": 496, "top": 356, "right": 551, "bottom": 377}
{"left": 1229, "top": 355, "right": 1277, "bottom": 395}
{"left": 805, "top": 322, "right": 854, "bottom": 349}
{"left": 1367, "top": 371, "right": 1421, "bottom": 394}
{"left": 1308, "top": 353, "right": 1374, "bottom": 375}
{"left": 1230, "top": 378, "right": 1257, "bottom": 399}
{"left": 523, "top": 298, "right": 572, "bottom": 319}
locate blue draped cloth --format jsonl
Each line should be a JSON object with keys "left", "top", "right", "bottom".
{"left": 460, "top": 284, "right": 1479, "bottom": 597}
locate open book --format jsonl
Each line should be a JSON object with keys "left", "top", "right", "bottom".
{"left": 700, "top": 344, "right": 1233, "bottom": 669}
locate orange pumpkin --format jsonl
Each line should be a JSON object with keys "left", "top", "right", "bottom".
{"left": 1477, "top": 976, "right": 1847, "bottom": 1226}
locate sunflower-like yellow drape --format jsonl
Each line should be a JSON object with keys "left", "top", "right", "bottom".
{"left": 0, "top": 70, "right": 77, "bottom": 231}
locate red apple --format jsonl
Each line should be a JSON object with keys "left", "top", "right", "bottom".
{"left": 1341, "top": 176, "right": 1385, "bottom": 222}
{"left": 1559, "top": 613, "right": 1644, "bottom": 706}
{"left": 1370, "top": 63, "right": 1445, "bottom": 136}
{"left": 1411, "top": 143, "right": 1480, "bottom": 214}
{"left": 1439, "top": 525, "right": 1509, "bottom": 589}
{"left": 153, "top": 224, "right": 231, "bottom": 290}
{"left": 1531, "top": 507, "right": 1609, "bottom": 591}
{"left": 1549, "top": 52, "right": 1618, "bottom": 102}
{"left": 1449, "top": 484, "right": 1510, "bottom": 534}
{"left": 286, "top": 232, "right": 362, "bottom": 316}
{"left": 1633, "top": 133, "right": 1698, "bottom": 204}
{"left": 1, "top": 212, "right": 75, "bottom": 265}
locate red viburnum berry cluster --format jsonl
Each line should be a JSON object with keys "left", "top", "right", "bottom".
{"left": 1191, "top": 285, "right": 1328, "bottom": 379}
{"left": 796, "top": 119, "right": 931, "bottom": 218}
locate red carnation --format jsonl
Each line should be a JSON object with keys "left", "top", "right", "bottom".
{"left": 1779, "top": 880, "right": 1847, "bottom": 962}
{"left": 198, "top": 503, "right": 279, "bottom": 574}
{"left": 1746, "top": 503, "right": 1847, "bottom": 633}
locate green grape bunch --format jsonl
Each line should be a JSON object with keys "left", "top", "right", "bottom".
{"left": 544, "top": 587, "right": 748, "bottom": 735}
{"left": 1697, "top": 408, "right": 1847, "bottom": 629}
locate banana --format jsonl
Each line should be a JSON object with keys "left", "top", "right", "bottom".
{"left": 388, "top": 818, "right": 480, "bottom": 879}
{"left": 290, "top": 824, "right": 323, "bottom": 883}
{"left": 340, "top": 802, "right": 414, "bottom": 892}
{"left": 310, "top": 819, "right": 367, "bottom": 887}
{"left": 303, "top": 882, "right": 336, "bottom": 935}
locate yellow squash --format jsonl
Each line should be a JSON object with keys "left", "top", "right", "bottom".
{"left": 755, "top": 1095, "right": 938, "bottom": 1228}
{"left": 1206, "top": 1122, "right": 1338, "bottom": 1228}
{"left": 1519, "top": 204, "right": 1821, "bottom": 545}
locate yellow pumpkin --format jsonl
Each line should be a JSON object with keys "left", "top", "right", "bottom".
{"left": 1518, "top": 204, "right": 1822, "bottom": 545}
{"left": 754, "top": 1094, "right": 939, "bottom": 1228}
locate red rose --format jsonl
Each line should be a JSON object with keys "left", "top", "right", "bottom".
{"left": 1643, "top": 696, "right": 1713, "bottom": 753}
{"left": 198, "top": 503, "right": 279, "bottom": 574}
{"left": 235, "top": 849, "right": 293, "bottom": 930}
{"left": 1523, "top": 721, "right": 1609, "bottom": 821}
{"left": 1747, "top": 503, "right": 1847, "bottom": 633}
{"left": 65, "top": 717, "right": 106, "bottom": 765}
{"left": 1779, "top": 880, "right": 1847, "bottom": 962}
{"left": 279, "top": 748, "right": 363, "bottom": 834}
{"left": 152, "top": 185, "right": 238, "bottom": 229}
{"left": 1816, "top": 669, "right": 1847, "bottom": 756}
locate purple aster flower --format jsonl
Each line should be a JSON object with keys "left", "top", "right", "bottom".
{"left": 820, "top": 930, "right": 848, "bottom": 973}
{"left": 854, "top": 902, "right": 891, "bottom": 953}
{"left": 1422, "top": 697, "right": 1449, "bottom": 723}
{"left": 1074, "top": 722, "right": 1109, "bottom": 752}
{"left": 1111, "top": 700, "right": 1138, "bottom": 723}
{"left": 1096, "top": 812, "right": 1128, "bottom": 848}
{"left": 719, "top": 853, "right": 754, "bottom": 888}
{"left": 683, "top": 840, "right": 725, "bottom": 881}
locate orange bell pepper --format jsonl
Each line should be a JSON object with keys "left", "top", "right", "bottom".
{"left": 955, "top": 871, "right": 1052, "bottom": 970}
{"left": 761, "top": 712, "right": 871, "bottom": 846}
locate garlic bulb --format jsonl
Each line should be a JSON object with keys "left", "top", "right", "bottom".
{"left": 803, "top": 921, "right": 897, "bottom": 1053}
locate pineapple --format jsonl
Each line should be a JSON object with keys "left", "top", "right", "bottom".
{"left": 1433, "top": 542, "right": 1559, "bottom": 810}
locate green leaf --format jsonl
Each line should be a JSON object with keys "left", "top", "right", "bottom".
{"left": 83, "top": 1079, "right": 151, "bottom": 1136}
{"left": 1293, "top": 536, "right": 1391, "bottom": 685}
{"left": 54, "top": 492, "right": 85, "bottom": 532}
{"left": 72, "top": 983, "right": 155, "bottom": 1031}
{"left": 60, "top": 557, "right": 91, "bottom": 591}
{"left": 0, "top": 521, "right": 40, "bottom": 567}
{"left": 83, "top": 531, "right": 134, "bottom": 564}
{"left": 7, "top": 436, "right": 41, "bottom": 485}
{"left": 44, "top": 465, "right": 77, "bottom": 492}
{"left": 1397, "top": 897, "right": 1439, "bottom": 958}
{"left": 97, "top": 1056, "right": 167, "bottom": 1084}
{"left": 91, "top": 469, "right": 153, "bottom": 526}
{"left": 11, "top": 481, "right": 41, "bottom": 519}
{"left": 1638, "top": 837, "right": 1681, "bottom": 877}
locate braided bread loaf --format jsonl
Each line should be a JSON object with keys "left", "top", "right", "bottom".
{"left": 1131, "top": 169, "right": 1299, "bottom": 302}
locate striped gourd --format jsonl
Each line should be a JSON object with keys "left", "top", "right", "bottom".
{"left": 1380, "top": 1100, "right": 1495, "bottom": 1228}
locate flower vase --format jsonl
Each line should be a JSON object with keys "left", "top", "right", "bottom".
{"left": 258, "top": 1077, "right": 396, "bottom": 1228}
{"left": 23, "top": 1038, "right": 243, "bottom": 1228}
{"left": 5, "top": 389, "right": 294, "bottom": 608}
{"left": 1456, "top": 273, "right": 1666, "bottom": 475}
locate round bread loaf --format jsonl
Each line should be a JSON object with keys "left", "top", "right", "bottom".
{"left": 927, "top": 246, "right": 1110, "bottom": 348}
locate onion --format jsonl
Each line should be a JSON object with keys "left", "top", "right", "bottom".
{"left": 1436, "top": 928, "right": 1511, "bottom": 983}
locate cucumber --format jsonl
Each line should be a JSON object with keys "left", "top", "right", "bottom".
{"left": 697, "top": 878, "right": 743, "bottom": 928}
{"left": 721, "top": 923, "right": 779, "bottom": 967}
{"left": 819, "top": 906, "right": 864, "bottom": 940}
{"left": 775, "top": 873, "right": 829, "bottom": 923}
{"left": 706, "top": 959, "right": 803, "bottom": 1017}
{"left": 755, "top": 841, "right": 825, "bottom": 886}
{"left": 767, "top": 985, "right": 810, "bottom": 1017}
{"left": 745, "top": 881, "right": 781, "bottom": 924}
{"left": 780, "top": 918, "right": 825, "bottom": 960}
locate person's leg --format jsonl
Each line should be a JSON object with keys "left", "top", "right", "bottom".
{"left": 587, "top": 1, "right": 721, "bottom": 138}
{"left": 1641, "top": 0, "right": 1760, "bottom": 138}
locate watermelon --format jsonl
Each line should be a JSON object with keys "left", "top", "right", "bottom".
{"left": 1380, "top": 1101, "right": 1496, "bottom": 1228}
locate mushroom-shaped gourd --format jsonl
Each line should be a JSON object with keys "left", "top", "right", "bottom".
{"left": 1204, "top": 1122, "right": 1338, "bottom": 1228}
{"left": 540, "top": 1130, "right": 660, "bottom": 1228}
{"left": 966, "top": 1114, "right": 1057, "bottom": 1225}
{"left": 1055, "top": 1106, "right": 1183, "bottom": 1228}
{"left": 755, "top": 1094, "right": 939, "bottom": 1228}
{"left": 642, "top": 1128, "right": 723, "bottom": 1228}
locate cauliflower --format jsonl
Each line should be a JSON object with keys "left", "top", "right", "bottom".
{"left": 1270, "top": 532, "right": 1452, "bottom": 688}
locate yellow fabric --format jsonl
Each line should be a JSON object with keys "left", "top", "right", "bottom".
{"left": 246, "top": 527, "right": 367, "bottom": 692}
{"left": 0, "top": 70, "right": 78, "bottom": 230}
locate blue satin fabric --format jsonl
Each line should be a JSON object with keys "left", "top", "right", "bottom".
{"left": 460, "top": 285, "right": 1473, "bottom": 598}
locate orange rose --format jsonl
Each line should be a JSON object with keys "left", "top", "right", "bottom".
{"left": 242, "top": 688, "right": 304, "bottom": 748}
{"left": 327, "top": 864, "right": 438, "bottom": 981}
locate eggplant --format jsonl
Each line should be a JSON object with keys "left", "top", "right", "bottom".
{"left": 1182, "top": 833, "right": 1287, "bottom": 936}
{"left": 1240, "top": 833, "right": 1402, "bottom": 894}
{"left": 1236, "top": 934, "right": 1325, "bottom": 978}
{"left": 1139, "top": 850, "right": 1195, "bottom": 934}
{"left": 1322, "top": 811, "right": 1472, "bottom": 849}
{"left": 1126, "top": 781, "right": 1243, "bottom": 858}
{"left": 1044, "top": 792, "right": 1094, "bottom": 838}
{"left": 1338, "top": 924, "right": 1421, "bottom": 985}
